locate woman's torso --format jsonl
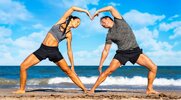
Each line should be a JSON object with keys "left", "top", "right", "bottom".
{"left": 42, "top": 24, "right": 68, "bottom": 47}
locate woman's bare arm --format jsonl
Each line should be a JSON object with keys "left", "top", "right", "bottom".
{"left": 66, "top": 32, "right": 76, "bottom": 73}
{"left": 56, "top": 6, "right": 91, "bottom": 24}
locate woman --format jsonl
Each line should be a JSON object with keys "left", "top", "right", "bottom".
{"left": 14, "top": 6, "right": 91, "bottom": 94}
{"left": 89, "top": 6, "right": 158, "bottom": 94}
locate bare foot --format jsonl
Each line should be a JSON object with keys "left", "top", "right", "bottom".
{"left": 13, "top": 90, "right": 25, "bottom": 94}
{"left": 146, "top": 89, "right": 159, "bottom": 95}
{"left": 87, "top": 90, "right": 94, "bottom": 95}
{"left": 83, "top": 90, "right": 88, "bottom": 94}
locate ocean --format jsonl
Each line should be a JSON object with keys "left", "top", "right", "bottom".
{"left": 0, "top": 66, "right": 181, "bottom": 91}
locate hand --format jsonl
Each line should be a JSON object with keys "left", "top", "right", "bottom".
{"left": 92, "top": 10, "right": 99, "bottom": 20}
{"left": 98, "top": 65, "right": 103, "bottom": 74}
{"left": 85, "top": 10, "right": 92, "bottom": 20}
{"left": 71, "top": 66, "right": 77, "bottom": 75}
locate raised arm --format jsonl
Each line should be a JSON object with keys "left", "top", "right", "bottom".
{"left": 56, "top": 6, "right": 91, "bottom": 24}
{"left": 98, "top": 44, "right": 112, "bottom": 74}
{"left": 92, "top": 6, "right": 122, "bottom": 20}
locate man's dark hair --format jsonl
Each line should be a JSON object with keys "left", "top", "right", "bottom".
{"left": 100, "top": 16, "right": 113, "bottom": 21}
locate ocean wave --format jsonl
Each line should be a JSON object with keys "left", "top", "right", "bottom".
{"left": 0, "top": 78, "right": 17, "bottom": 85}
{"left": 0, "top": 76, "right": 181, "bottom": 86}
{"left": 48, "top": 76, "right": 181, "bottom": 86}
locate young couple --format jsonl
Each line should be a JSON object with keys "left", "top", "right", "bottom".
{"left": 14, "top": 6, "right": 158, "bottom": 95}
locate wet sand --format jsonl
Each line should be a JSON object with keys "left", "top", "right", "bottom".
{"left": 0, "top": 89, "right": 181, "bottom": 100}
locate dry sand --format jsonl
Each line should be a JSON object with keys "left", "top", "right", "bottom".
{"left": 0, "top": 89, "right": 181, "bottom": 100}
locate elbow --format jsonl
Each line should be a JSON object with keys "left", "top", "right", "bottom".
{"left": 105, "top": 50, "right": 109, "bottom": 54}
{"left": 103, "top": 49, "right": 109, "bottom": 55}
{"left": 67, "top": 48, "right": 72, "bottom": 54}
{"left": 108, "top": 6, "right": 114, "bottom": 10}
{"left": 67, "top": 49, "right": 71, "bottom": 53}
{"left": 70, "top": 6, "right": 76, "bottom": 10}
{"left": 67, "top": 51, "right": 71, "bottom": 56}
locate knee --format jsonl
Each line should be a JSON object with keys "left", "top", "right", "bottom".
{"left": 20, "top": 63, "right": 28, "bottom": 71}
{"left": 108, "top": 70, "right": 114, "bottom": 75}
{"left": 102, "top": 70, "right": 113, "bottom": 77}
{"left": 150, "top": 65, "right": 157, "bottom": 73}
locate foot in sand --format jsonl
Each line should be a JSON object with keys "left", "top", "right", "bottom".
{"left": 87, "top": 90, "right": 95, "bottom": 94}
{"left": 13, "top": 90, "right": 25, "bottom": 94}
{"left": 146, "top": 89, "right": 159, "bottom": 95}
{"left": 83, "top": 90, "right": 89, "bottom": 94}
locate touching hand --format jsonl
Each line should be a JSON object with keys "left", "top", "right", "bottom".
{"left": 85, "top": 10, "right": 92, "bottom": 20}
{"left": 71, "top": 66, "right": 77, "bottom": 75}
{"left": 92, "top": 10, "right": 99, "bottom": 20}
{"left": 98, "top": 65, "right": 102, "bottom": 74}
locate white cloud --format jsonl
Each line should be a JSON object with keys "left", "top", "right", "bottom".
{"left": 13, "top": 31, "right": 45, "bottom": 49}
{"left": 63, "top": 44, "right": 117, "bottom": 65}
{"left": 0, "top": 45, "right": 13, "bottom": 65}
{"left": 123, "top": 10, "right": 165, "bottom": 29}
{"left": 159, "top": 21, "right": 181, "bottom": 32}
{"left": 132, "top": 27, "right": 181, "bottom": 65}
{"left": 134, "top": 27, "right": 172, "bottom": 51}
{"left": 146, "top": 50, "right": 181, "bottom": 65}
{"left": 0, "top": 0, "right": 32, "bottom": 24}
{"left": 159, "top": 20, "right": 181, "bottom": 39}
{"left": 108, "top": 2, "right": 121, "bottom": 6}
{"left": 122, "top": 9, "right": 180, "bottom": 65}
{"left": 0, "top": 24, "right": 50, "bottom": 65}
{"left": 11, "top": 25, "right": 49, "bottom": 65}
{"left": 0, "top": 49, "right": 14, "bottom": 65}
{"left": 169, "top": 14, "right": 180, "bottom": 20}
{"left": 33, "top": 23, "right": 47, "bottom": 30}
{"left": 169, "top": 26, "right": 181, "bottom": 39}
{"left": 0, "top": 26, "right": 13, "bottom": 45}
{"left": 0, "top": 26, "right": 12, "bottom": 37}
{"left": 47, "top": 0, "right": 99, "bottom": 9}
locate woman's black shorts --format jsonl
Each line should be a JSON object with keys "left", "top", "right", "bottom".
{"left": 33, "top": 44, "right": 63, "bottom": 63}
{"left": 113, "top": 47, "right": 142, "bottom": 65}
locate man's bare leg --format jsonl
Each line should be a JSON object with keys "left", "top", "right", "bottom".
{"left": 89, "top": 59, "right": 121, "bottom": 94}
{"left": 136, "top": 54, "right": 158, "bottom": 94}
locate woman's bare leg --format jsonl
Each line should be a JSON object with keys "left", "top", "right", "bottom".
{"left": 14, "top": 54, "right": 40, "bottom": 94}
{"left": 136, "top": 54, "right": 158, "bottom": 94}
{"left": 55, "top": 59, "right": 87, "bottom": 93}
{"left": 89, "top": 59, "right": 121, "bottom": 93}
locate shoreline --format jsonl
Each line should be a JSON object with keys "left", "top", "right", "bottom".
{"left": 0, "top": 89, "right": 181, "bottom": 100}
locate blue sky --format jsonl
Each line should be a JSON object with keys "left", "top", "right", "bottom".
{"left": 0, "top": 0, "right": 181, "bottom": 65}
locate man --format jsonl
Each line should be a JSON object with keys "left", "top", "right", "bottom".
{"left": 89, "top": 6, "right": 158, "bottom": 94}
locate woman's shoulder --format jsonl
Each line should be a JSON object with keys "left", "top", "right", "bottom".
{"left": 54, "top": 21, "right": 66, "bottom": 26}
{"left": 54, "top": 23, "right": 62, "bottom": 27}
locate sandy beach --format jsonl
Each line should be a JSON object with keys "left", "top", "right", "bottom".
{"left": 0, "top": 89, "right": 180, "bottom": 100}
